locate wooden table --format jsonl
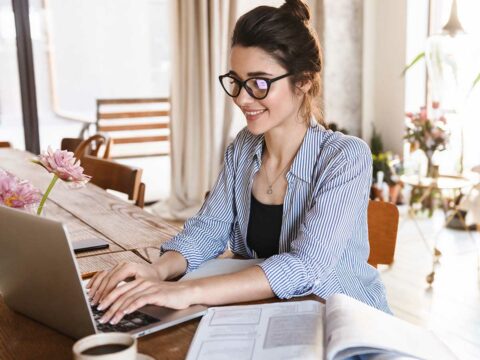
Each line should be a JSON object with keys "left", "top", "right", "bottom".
{"left": 0, "top": 148, "right": 193, "bottom": 359}
{"left": 0, "top": 148, "right": 181, "bottom": 273}
{"left": 0, "top": 295, "right": 201, "bottom": 359}
{"left": 0, "top": 148, "right": 320, "bottom": 359}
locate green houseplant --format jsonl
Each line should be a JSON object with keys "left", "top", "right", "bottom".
{"left": 370, "top": 128, "right": 402, "bottom": 203}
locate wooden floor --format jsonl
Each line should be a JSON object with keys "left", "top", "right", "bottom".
{"left": 160, "top": 205, "right": 480, "bottom": 359}
{"left": 380, "top": 206, "right": 480, "bottom": 360}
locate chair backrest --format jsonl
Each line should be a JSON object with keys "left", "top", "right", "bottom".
{"left": 367, "top": 200, "right": 399, "bottom": 267}
{"left": 80, "top": 155, "right": 145, "bottom": 208}
{"left": 61, "top": 134, "right": 112, "bottom": 160}
{"left": 95, "top": 98, "right": 170, "bottom": 159}
{"left": 0, "top": 141, "right": 12, "bottom": 148}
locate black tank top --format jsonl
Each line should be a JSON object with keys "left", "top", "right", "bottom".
{"left": 246, "top": 194, "right": 283, "bottom": 258}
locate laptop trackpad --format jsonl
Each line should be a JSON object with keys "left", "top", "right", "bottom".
{"left": 139, "top": 304, "right": 206, "bottom": 321}
{"left": 139, "top": 305, "right": 171, "bottom": 319}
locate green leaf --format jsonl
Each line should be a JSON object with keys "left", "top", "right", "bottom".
{"left": 471, "top": 71, "right": 480, "bottom": 91}
{"left": 401, "top": 52, "right": 425, "bottom": 76}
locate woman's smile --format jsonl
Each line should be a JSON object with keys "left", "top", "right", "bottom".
{"left": 243, "top": 108, "right": 267, "bottom": 121}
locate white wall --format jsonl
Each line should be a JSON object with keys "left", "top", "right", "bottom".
{"left": 362, "top": 0, "right": 408, "bottom": 155}
{"left": 323, "top": 0, "right": 363, "bottom": 136}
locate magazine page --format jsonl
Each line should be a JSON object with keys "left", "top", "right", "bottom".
{"left": 186, "top": 300, "right": 325, "bottom": 360}
{"left": 324, "top": 294, "right": 458, "bottom": 360}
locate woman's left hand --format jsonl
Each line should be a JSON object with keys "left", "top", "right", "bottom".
{"left": 97, "top": 279, "right": 196, "bottom": 325}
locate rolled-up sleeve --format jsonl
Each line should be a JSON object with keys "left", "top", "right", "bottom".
{"left": 259, "top": 140, "right": 372, "bottom": 298}
{"left": 161, "top": 143, "right": 236, "bottom": 272}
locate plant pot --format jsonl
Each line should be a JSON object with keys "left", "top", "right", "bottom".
{"left": 388, "top": 183, "right": 402, "bottom": 204}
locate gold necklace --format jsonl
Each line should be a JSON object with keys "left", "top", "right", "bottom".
{"left": 262, "top": 160, "right": 293, "bottom": 195}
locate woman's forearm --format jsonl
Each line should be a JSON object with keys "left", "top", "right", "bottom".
{"left": 188, "top": 266, "right": 275, "bottom": 306}
{"left": 97, "top": 264, "right": 276, "bottom": 324}
{"left": 152, "top": 251, "right": 188, "bottom": 280}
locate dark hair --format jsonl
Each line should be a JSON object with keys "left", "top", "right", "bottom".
{"left": 231, "top": 0, "right": 324, "bottom": 125}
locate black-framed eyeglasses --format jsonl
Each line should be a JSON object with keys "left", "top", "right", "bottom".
{"left": 218, "top": 72, "right": 291, "bottom": 100}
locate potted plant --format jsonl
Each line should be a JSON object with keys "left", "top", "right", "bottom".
{"left": 370, "top": 128, "right": 403, "bottom": 204}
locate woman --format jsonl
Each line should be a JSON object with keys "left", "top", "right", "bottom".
{"left": 88, "top": 0, "right": 391, "bottom": 325}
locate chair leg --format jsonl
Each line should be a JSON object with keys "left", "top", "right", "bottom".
{"left": 136, "top": 182, "right": 146, "bottom": 208}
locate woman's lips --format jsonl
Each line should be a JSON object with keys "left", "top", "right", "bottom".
{"left": 244, "top": 109, "right": 266, "bottom": 121}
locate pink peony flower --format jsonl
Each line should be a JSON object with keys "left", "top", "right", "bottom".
{"left": 33, "top": 147, "right": 91, "bottom": 184}
{"left": 0, "top": 169, "right": 41, "bottom": 209}
{"left": 32, "top": 147, "right": 91, "bottom": 215}
{"left": 404, "top": 105, "right": 449, "bottom": 160}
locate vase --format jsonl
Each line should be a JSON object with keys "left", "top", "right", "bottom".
{"left": 388, "top": 183, "right": 402, "bottom": 204}
{"left": 424, "top": 151, "right": 438, "bottom": 178}
{"left": 26, "top": 203, "right": 47, "bottom": 216}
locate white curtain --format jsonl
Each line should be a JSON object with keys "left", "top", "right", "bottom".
{"left": 151, "top": 0, "right": 237, "bottom": 220}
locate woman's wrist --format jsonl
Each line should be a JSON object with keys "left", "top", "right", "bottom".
{"left": 152, "top": 250, "right": 188, "bottom": 280}
{"left": 183, "top": 279, "right": 206, "bottom": 306}
{"left": 152, "top": 262, "right": 168, "bottom": 281}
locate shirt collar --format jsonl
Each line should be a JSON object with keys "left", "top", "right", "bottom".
{"left": 289, "top": 125, "right": 323, "bottom": 183}
{"left": 250, "top": 124, "right": 324, "bottom": 184}
{"left": 252, "top": 134, "right": 265, "bottom": 165}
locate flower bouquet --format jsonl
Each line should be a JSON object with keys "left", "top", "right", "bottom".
{"left": 404, "top": 103, "right": 449, "bottom": 177}
{"left": 404, "top": 104, "right": 450, "bottom": 216}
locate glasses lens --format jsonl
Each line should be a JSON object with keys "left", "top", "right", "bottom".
{"left": 246, "top": 78, "right": 269, "bottom": 99}
{"left": 221, "top": 76, "right": 241, "bottom": 97}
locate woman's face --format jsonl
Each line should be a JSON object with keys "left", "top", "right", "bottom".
{"left": 229, "top": 46, "right": 304, "bottom": 136}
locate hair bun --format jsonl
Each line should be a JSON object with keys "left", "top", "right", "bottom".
{"left": 280, "top": 0, "right": 310, "bottom": 22}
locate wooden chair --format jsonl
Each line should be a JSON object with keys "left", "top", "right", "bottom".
{"left": 0, "top": 141, "right": 12, "bottom": 148}
{"left": 367, "top": 200, "right": 399, "bottom": 267}
{"left": 96, "top": 98, "right": 170, "bottom": 158}
{"left": 61, "top": 134, "right": 112, "bottom": 160}
{"left": 80, "top": 155, "right": 145, "bottom": 208}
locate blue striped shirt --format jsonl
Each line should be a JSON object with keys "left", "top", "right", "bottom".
{"left": 162, "top": 125, "right": 391, "bottom": 313}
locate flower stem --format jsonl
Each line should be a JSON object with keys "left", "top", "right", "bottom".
{"left": 37, "top": 175, "right": 59, "bottom": 215}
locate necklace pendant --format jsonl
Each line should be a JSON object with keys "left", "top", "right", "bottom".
{"left": 267, "top": 187, "right": 273, "bottom": 195}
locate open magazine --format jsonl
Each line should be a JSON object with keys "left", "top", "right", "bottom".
{"left": 186, "top": 293, "right": 457, "bottom": 360}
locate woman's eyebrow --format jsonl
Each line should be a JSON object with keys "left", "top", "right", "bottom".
{"left": 247, "top": 71, "right": 273, "bottom": 76}
{"left": 229, "top": 70, "right": 273, "bottom": 77}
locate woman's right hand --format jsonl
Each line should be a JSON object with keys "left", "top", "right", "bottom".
{"left": 86, "top": 262, "right": 164, "bottom": 306}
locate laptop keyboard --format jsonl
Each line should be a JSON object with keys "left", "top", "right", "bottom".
{"left": 91, "top": 305, "right": 159, "bottom": 333}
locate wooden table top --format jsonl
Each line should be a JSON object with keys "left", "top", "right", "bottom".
{"left": 0, "top": 147, "right": 192, "bottom": 359}
{"left": 0, "top": 148, "right": 180, "bottom": 272}
{"left": 0, "top": 292, "right": 201, "bottom": 360}
{"left": 0, "top": 148, "right": 322, "bottom": 359}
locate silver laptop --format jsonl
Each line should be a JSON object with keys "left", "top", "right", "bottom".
{"left": 0, "top": 206, "right": 207, "bottom": 339}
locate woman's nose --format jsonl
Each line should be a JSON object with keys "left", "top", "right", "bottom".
{"left": 235, "top": 87, "right": 255, "bottom": 106}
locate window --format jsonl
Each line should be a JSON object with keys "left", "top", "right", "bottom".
{"left": 0, "top": 0, "right": 24, "bottom": 149}
{"left": 404, "top": 0, "right": 480, "bottom": 173}
{"left": 1, "top": 0, "right": 172, "bottom": 200}
{"left": 31, "top": 0, "right": 171, "bottom": 151}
